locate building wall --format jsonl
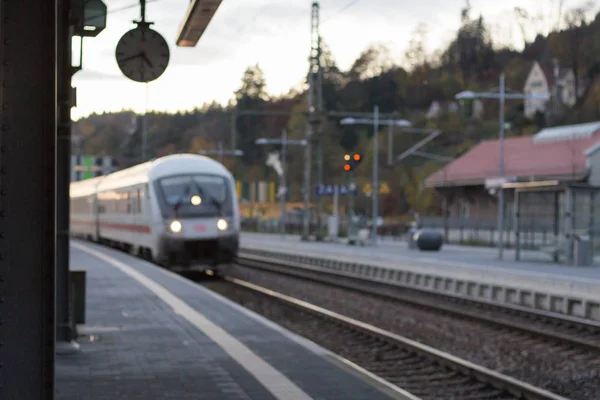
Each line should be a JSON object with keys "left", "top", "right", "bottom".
{"left": 71, "top": 155, "right": 117, "bottom": 182}
{"left": 523, "top": 61, "right": 579, "bottom": 118}
{"left": 237, "top": 181, "right": 279, "bottom": 203}
{"left": 560, "top": 70, "right": 577, "bottom": 107}
{"left": 586, "top": 150, "right": 600, "bottom": 187}
{"left": 441, "top": 186, "right": 512, "bottom": 220}
{"left": 524, "top": 62, "right": 550, "bottom": 119}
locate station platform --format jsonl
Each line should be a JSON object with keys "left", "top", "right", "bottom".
{"left": 56, "top": 240, "right": 411, "bottom": 400}
{"left": 241, "top": 232, "right": 600, "bottom": 281}
{"left": 240, "top": 232, "right": 600, "bottom": 321}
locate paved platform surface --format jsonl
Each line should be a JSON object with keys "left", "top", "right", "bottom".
{"left": 241, "top": 232, "right": 600, "bottom": 282}
{"left": 56, "top": 241, "right": 410, "bottom": 400}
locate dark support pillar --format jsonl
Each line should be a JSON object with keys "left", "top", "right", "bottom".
{"left": 0, "top": 0, "right": 57, "bottom": 398}
{"left": 56, "top": 0, "right": 78, "bottom": 353}
{"left": 554, "top": 191, "right": 560, "bottom": 263}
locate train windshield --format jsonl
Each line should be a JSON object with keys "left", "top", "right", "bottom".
{"left": 158, "top": 174, "right": 232, "bottom": 217}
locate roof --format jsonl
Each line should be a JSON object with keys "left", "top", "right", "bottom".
{"left": 95, "top": 154, "right": 232, "bottom": 192}
{"left": 176, "top": 0, "right": 223, "bottom": 47}
{"left": 70, "top": 176, "right": 104, "bottom": 197}
{"left": 533, "top": 121, "right": 600, "bottom": 143}
{"left": 531, "top": 60, "right": 572, "bottom": 86}
{"left": 424, "top": 134, "right": 600, "bottom": 188}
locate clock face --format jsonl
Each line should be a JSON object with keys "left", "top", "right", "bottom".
{"left": 115, "top": 26, "right": 170, "bottom": 83}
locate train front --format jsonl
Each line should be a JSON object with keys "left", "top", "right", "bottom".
{"left": 156, "top": 173, "right": 238, "bottom": 271}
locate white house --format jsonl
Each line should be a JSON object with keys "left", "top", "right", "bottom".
{"left": 523, "top": 60, "right": 584, "bottom": 119}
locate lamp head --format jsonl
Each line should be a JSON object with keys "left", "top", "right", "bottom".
{"left": 455, "top": 90, "right": 477, "bottom": 100}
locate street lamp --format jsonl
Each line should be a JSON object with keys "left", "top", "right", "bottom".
{"left": 255, "top": 131, "right": 308, "bottom": 238}
{"left": 455, "top": 74, "right": 549, "bottom": 260}
{"left": 198, "top": 145, "right": 244, "bottom": 162}
{"left": 340, "top": 106, "right": 411, "bottom": 247}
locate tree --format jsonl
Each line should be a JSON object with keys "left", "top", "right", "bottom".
{"left": 234, "top": 64, "right": 269, "bottom": 166}
{"left": 234, "top": 64, "right": 269, "bottom": 102}
{"left": 73, "top": 14, "right": 600, "bottom": 218}
{"left": 440, "top": 1, "right": 495, "bottom": 83}
{"left": 404, "top": 23, "right": 430, "bottom": 71}
{"left": 317, "top": 39, "right": 346, "bottom": 111}
{"left": 563, "top": 2, "right": 594, "bottom": 103}
{"left": 188, "top": 136, "right": 214, "bottom": 154}
{"left": 403, "top": 163, "right": 438, "bottom": 214}
{"left": 347, "top": 44, "right": 394, "bottom": 81}
{"left": 514, "top": 7, "right": 531, "bottom": 48}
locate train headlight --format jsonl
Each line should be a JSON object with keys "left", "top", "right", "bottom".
{"left": 169, "top": 220, "right": 182, "bottom": 233}
{"left": 217, "top": 218, "right": 228, "bottom": 231}
{"left": 190, "top": 195, "right": 202, "bottom": 206}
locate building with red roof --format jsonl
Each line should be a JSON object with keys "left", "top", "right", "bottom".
{"left": 424, "top": 121, "right": 600, "bottom": 219}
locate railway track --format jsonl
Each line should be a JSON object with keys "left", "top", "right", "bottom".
{"left": 205, "top": 276, "right": 568, "bottom": 400}
{"left": 234, "top": 252, "right": 600, "bottom": 354}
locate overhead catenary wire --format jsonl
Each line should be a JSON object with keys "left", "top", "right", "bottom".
{"left": 208, "top": 1, "right": 275, "bottom": 64}
{"left": 107, "top": 0, "right": 164, "bottom": 16}
{"left": 321, "top": 0, "right": 365, "bottom": 24}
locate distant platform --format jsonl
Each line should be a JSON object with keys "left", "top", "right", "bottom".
{"left": 55, "top": 240, "right": 411, "bottom": 400}
{"left": 240, "top": 232, "right": 600, "bottom": 321}
{"left": 241, "top": 232, "right": 600, "bottom": 281}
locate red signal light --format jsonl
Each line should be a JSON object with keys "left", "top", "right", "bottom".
{"left": 344, "top": 164, "right": 351, "bottom": 171}
{"left": 353, "top": 154, "right": 361, "bottom": 161}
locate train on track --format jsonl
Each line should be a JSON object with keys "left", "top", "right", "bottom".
{"left": 70, "top": 153, "right": 240, "bottom": 272}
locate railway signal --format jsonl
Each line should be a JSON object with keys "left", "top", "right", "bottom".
{"left": 343, "top": 153, "right": 362, "bottom": 172}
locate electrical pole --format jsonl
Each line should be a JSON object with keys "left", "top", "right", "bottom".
{"left": 387, "top": 112, "right": 396, "bottom": 166}
{"left": 315, "top": 19, "right": 324, "bottom": 236}
{"left": 217, "top": 141, "right": 223, "bottom": 163}
{"left": 280, "top": 129, "right": 287, "bottom": 238}
{"left": 348, "top": 171, "right": 356, "bottom": 238}
{"left": 231, "top": 109, "right": 237, "bottom": 175}
{"left": 306, "top": 0, "right": 323, "bottom": 240}
{"left": 498, "top": 73, "right": 506, "bottom": 260}
{"left": 372, "top": 105, "right": 379, "bottom": 247}
{"left": 302, "top": 124, "right": 312, "bottom": 240}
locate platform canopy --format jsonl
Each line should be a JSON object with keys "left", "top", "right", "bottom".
{"left": 176, "top": 0, "right": 222, "bottom": 47}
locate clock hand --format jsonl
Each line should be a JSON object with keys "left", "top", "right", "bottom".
{"left": 119, "top": 52, "right": 144, "bottom": 63}
{"left": 141, "top": 53, "right": 153, "bottom": 68}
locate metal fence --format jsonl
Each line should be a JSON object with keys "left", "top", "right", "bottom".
{"left": 416, "top": 215, "right": 521, "bottom": 248}
{"left": 515, "top": 185, "right": 600, "bottom": 264}
{"left": 415, "top": 184, "right": 600, "bottom": 264}
{"left": 241, "top": 184, "right": 600, "bottom": 265}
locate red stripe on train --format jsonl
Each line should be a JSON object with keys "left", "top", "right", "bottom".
{"left": 70, "top": 219, "right": 151, "bottom": 234}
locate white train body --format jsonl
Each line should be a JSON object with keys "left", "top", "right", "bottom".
{"left": 70, "top": 154, "right": 240, "bottom": 270}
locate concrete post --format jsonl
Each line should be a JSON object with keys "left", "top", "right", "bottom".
{"left": 0, "top": 0, "right": 57, "bottom": 396}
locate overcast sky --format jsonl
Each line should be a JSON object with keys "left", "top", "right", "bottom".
{"left": 71, "top": 0, "right": 593, "bottom": 120}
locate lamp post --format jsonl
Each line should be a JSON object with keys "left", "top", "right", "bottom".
{"left": 455, "top": 73, "right": 550, "bottom": 260}
{"left": 256, "top": 132, "right": 308, "bottom": 238}
{"left": 340, "top": 107, "right": 411, "bottom": 247}
{"left": 198, "top": 147, "right": 244, "bottom": 161}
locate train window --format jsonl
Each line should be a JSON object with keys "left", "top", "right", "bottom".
{"left": 121, "top": 191, "right": 128, "bottom": 213}
{"left": 192, "top": 175, "right": 227, "bottom": 203}
{"left": 161, "top": 176, "right": 193, "bottom": 205}
{"left": 137, "top": 188, "right": 142, "bottom": 213}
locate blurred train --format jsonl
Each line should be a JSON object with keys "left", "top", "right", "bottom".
{"left": 70, "top": 154, "right": 240, "bottom": 272}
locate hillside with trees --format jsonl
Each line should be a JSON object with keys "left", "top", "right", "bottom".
{"left": 73, "top": 3, "right": 600, "bottom": 218}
